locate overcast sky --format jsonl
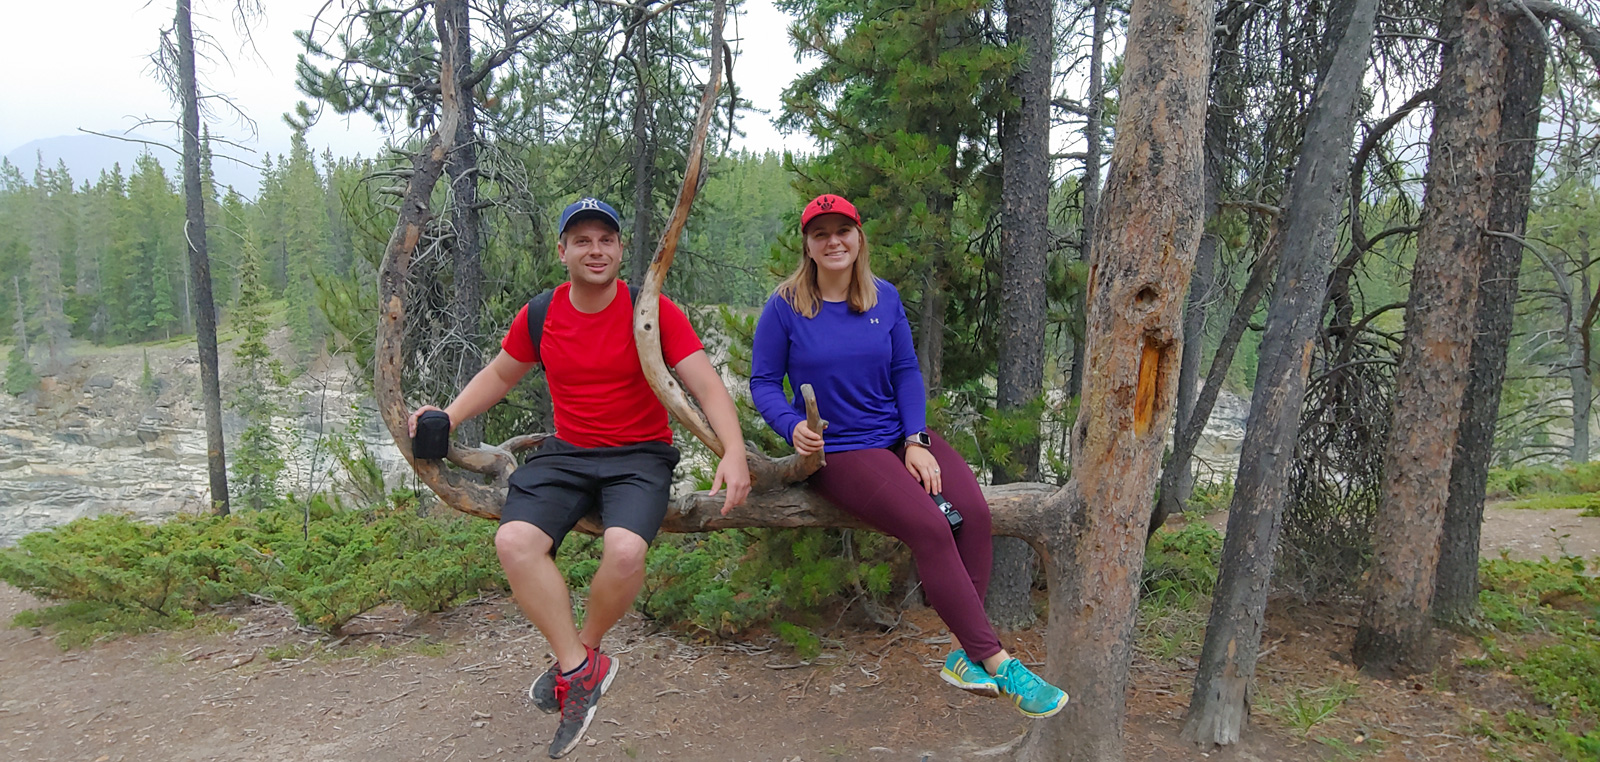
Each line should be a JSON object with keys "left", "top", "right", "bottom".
{"left": 0, "top": 0, "right": 813, "bottom": 169}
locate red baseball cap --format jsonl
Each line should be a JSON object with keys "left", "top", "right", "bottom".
{"left": 801, "top": 194, "right": 862, "bottom": 231}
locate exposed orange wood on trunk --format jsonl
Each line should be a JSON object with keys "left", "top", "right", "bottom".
{"left": 1134, "top": 336, "right": 1162, "bottom": 435}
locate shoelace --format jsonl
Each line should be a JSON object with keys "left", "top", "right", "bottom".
{"left": 1002, "top": 661, "right": 1046, "bottom": 696}
{"left": 553, "top": 674, "right": 571, "bottom": 713}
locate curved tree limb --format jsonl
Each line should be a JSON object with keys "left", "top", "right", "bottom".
{"left": 633, "top": 0, "right": 727, "bottom": 457}
{"left": 1349, "top": 87, "right": 1435, "bottom": 253}
{"left": 1523, "top": 0, "right": 1600, "bottom": 69}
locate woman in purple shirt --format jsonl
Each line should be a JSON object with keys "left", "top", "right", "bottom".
{"left": 750, "top": 194, "right": 1067, "bottom": 718}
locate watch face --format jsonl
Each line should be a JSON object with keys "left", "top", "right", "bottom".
{"left": 909, "top": 433, "right": 931, "bottom": 447}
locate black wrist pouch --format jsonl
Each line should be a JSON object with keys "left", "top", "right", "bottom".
{"left": 414, "top": 410, "right": 452, "bottom": 460}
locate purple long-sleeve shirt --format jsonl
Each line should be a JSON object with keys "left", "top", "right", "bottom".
{"left": 750, "top": 279, "right": 928, "bottom": 453}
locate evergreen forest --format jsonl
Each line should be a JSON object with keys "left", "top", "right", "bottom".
{"left": 2, "top": 0, "right": 1599, "bottom": 759}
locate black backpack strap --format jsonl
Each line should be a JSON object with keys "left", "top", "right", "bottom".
{"left": 524, "top": 289, "right": 556, "bottom": 357}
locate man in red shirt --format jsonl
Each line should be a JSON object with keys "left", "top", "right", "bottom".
{"left": 410, "top": 198, "right": 750, "bottom": 758}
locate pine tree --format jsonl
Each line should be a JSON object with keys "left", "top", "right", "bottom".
{"left": 780, "top": 0, "right": 1014, "bottom": 394}
{"left": 28, "top": 160, "right": 73, "bottom": 371}
{"left": 230, "top": 236, "right": 285, "bottom": 511}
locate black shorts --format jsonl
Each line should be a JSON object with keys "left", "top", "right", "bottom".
{"left": 501, "top": 437, "right": 681, "bottom": 552}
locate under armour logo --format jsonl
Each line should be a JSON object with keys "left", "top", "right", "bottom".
{"left": 578, "top": 198, "right": 602, "bottom": 210}
{"left": 870, "top": 318, "right": 880, "bottom": 324}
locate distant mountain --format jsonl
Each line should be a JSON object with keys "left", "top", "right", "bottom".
{"left": 5, "top": 132, "right": 261, "bottom": 196}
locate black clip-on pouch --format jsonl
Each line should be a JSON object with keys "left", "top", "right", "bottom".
{"left": 414, "top": 410, "right": 452, "bottom": 460}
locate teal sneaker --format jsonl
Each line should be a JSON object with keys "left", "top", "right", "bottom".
{"left": 993, "top": 658, "right": 1068, "bottom": 718}
{"left": 940, "top": 649, "right": 1001, "bottom": 698}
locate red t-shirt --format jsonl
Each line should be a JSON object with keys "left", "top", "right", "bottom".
{"left": 501, "top": 280, "right": 704, "bottom": 448}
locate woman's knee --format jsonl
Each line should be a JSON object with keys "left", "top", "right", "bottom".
{"left": 896, "top": 510, "right": 963, "bottom": 554}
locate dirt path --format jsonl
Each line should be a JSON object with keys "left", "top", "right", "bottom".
{"left": 1204, "top": 505, "right": 1600, "bottom": 562}
{"left": 3, "top": 505, "right": 1591, "bottom": 762}
{"left": 0, "top": 586, "right": 1316, "bottom": 762}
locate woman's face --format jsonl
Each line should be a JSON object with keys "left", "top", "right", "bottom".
{"left": 803, "top": 213, "right": 862, "bottom": 274}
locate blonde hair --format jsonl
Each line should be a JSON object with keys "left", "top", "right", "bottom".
{"left": 775, "top": 228, "right": 880, "bottom": 318}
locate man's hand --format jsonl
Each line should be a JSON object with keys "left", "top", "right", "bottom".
{"left": 791, "top": 420, "right": 825, "bottom": 456}
{"left": 710, "top": 450, "right": 751, "bottom": 515}
{"left": 408, "top": 405, "right": 445, "bottom": 437}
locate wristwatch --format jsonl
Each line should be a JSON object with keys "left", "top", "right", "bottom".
{"left": 904, "top": 432, "right": 931, "bottom": 448}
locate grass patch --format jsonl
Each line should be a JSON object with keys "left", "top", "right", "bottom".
{"left": 1504, "top": 493, "right": 1600, "bottom": 512}
{"left": 1468, "top": 556, "right": 1600, "bottom": 759}
{"left": 1136, "top": 523, "right": 1221, "bottom": 662}
{"left": 1256, "top": 681, "right": 1358, "bottom": 735}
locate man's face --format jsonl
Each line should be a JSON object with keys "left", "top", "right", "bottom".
{"left": 557, "top": 218, "right": 624, "bottom": 286}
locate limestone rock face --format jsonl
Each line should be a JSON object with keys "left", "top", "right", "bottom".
{"left": 0, "top": 338, "right": 409, "bottom": 547}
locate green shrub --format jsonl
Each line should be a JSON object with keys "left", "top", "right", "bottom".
{"left": 637, "top": 528, "right": 906, "bottom": 638}
{"left": 1187, "top": 480, "right": 1235, "bottom": 515}
{"left": 1472, "top": 556, "right": 1600, "bottom": 759}
{"left": 0, "top": 501, "right": 508, "bottom": 643}
{"left": 1485, "top": 462, "right": 1600, "bottom": 499}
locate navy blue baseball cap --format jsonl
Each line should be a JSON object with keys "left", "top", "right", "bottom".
{"left": 558, "top": 197, "right": 622, "bottom": 235}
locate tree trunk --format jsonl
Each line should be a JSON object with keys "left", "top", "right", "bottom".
{"left": 1068, "top": 0, "right": 1109, "bottom": 399}
{"left": 1016, "top": 0, "right": 1211, "bottom": 755}
{"left": 439, "top": 0, "right": 484, "bottom": 447}
{"left": 1153, "top": 134, "right": 1224, "bottom": 533}
{"left": 918, "top": 268, "right": 946, "bottom": 397}
{"left": 12, "top": 276, "right": 28, "bottom": 359}
{"left": 1152, "top": 239, "right": 1279, "bottom": 541}
{"left": 988, "top": 0, "right": 1054, "bottom": 629}
{"left": 1434, "top": 12, "right": 1545, "bottom": 624}
{"left": 176, "top": 0, "right": 230, "bottom": 515}
{"left": 628, "top": 13, "right": 659, "bottom": 288}
{"left": 1353, "top": 0, "right": 1506, "bottom": 676}
{"left": 1572, "top": 263, "right": 1592, "bottom": 463}
{"left": 1181, "top": 0, "right": 1378, "bottom": 745}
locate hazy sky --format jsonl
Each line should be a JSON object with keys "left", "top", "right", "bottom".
{"left": 1, "top": 0, "right": 812, "bottom": 165}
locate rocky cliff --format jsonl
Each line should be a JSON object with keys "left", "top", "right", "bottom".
{"left": 0, "top": 334, "right": 407, "bottom": 546}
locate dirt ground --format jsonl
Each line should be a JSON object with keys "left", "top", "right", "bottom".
{"left": 1, "top": 505, "right": 1594, "bottom": 762}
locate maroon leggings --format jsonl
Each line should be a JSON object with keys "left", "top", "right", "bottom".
{"left": 808, "top": 431, "right": 1001, "bottom": 662}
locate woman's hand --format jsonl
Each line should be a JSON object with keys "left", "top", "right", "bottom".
{"left": 904, "top": 444, "right": 942, "bottom": 495}
{"left": 792, "top": 421, "right": 826, "bottom": 456}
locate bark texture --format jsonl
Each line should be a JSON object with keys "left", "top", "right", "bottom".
{"left": 1354, "top": 0, "right": 1506, "bottom": 676}
{"left": 439, "top": 0, "right": 485, "bottom": 446}
{"left": 176, "top": 0, "right": 230, "bottom": 515}
{"left": 1016, "top": 0, "right": 1211, "bottom": 755}
{"left": 988, "top": 0, "right": 1054, "bottom": 629}
{"left": 1182, "top": 0, "right": 1378, "bottom": 744}
{"left": 1434, "top": 12, "right": 1545, "bottom": 623}
{"left": 628, "top": 11, "right": 659, "bottom": 287}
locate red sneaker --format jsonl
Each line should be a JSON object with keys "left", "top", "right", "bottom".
{"left": 547, "top": 647, "right": 617, "bottom": 759}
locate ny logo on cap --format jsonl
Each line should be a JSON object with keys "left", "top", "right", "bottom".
{"left": 578, "top": 198, "right": 602, "bottom": 210}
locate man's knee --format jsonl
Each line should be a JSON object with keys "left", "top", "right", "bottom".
{"left": 496, "top": 521, "right": 554, "bottom": 566}
{"left": 600, "top": 528, "right": 649, "bottom": 578}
